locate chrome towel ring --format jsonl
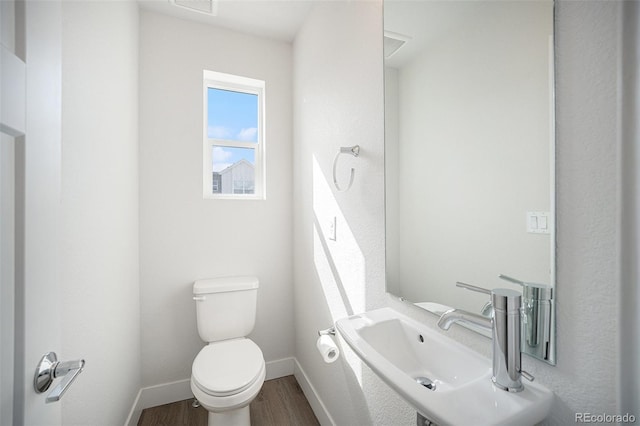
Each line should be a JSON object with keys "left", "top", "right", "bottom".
{"left": 332, "top": 145, "right": 360, "bottom": 192}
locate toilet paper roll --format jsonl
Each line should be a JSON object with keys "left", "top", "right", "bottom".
{"left": 316, "top": 335, "right": 340, "bottom": 363}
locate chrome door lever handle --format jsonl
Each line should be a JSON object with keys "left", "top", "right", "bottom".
{"left": 34, "top": 352, "right": 85, "bottom": 403}
{"left": 46, "top": 361, "right": 84, "bottom": 402}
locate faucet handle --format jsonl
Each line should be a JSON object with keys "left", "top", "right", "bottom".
{"left": 520, "top": 370, "right": 535, "bottom": 382}
{"left": 498, "top": 274, "right": 526, "bottom": 286}
{"left": 455, "top": 281, "right": 491, "bottom": 295}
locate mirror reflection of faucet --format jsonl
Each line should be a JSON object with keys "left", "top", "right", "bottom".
{"left": 498, "top": 274, "right": 555, "bottom": 363}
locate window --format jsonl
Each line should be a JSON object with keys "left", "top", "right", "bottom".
{"left": 203, "top": 70, "right": 265, "bottom": 199}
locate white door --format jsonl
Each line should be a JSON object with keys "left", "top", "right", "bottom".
{"left": 1, "top": 0, "right": 64, "bottom": 424}
{"left": 1, "top": 132, "right": 17, "bottom": 426}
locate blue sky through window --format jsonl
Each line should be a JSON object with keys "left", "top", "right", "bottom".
{"left": 207, "top": 88, "right": 258, "bottom": 142}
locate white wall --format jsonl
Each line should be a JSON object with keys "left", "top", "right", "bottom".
{"left": 139, "top": 10, "right": 294, "bottom": 387}
{"left": 60, "top": 2, "right": 141, "bottom": 424}
{"left": 293, "top": 2, "right": 415, "bottom": 425}
{"left": 541, "top": 0, "right": 620, "bottom": 418}
{"left": 293, "top": 1, "right": 627, "bottom": 425}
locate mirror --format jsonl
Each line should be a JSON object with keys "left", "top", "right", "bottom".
{"left": 384, "top": 0, "right": 556, "bottom": 364}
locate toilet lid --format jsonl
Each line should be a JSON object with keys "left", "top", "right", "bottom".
{"left": 192, "top": 339, "right": 264, "bottom": 397}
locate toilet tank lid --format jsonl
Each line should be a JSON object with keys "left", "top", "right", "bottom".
{"left": 193, "top": 276, "right": 259, "bottom": 295}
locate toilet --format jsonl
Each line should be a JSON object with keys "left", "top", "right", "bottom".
{"left": 191, "top": 276, "right": 265, "bottom": 426}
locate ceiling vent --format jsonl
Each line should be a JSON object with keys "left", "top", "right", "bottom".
{"left": 384, "top": 31, "right": 411, "bottom": 59}
{"left": 169, "top": 0, "right": 217, "bottom": 16}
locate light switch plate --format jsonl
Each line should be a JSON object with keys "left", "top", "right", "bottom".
{"left": 328, "top": 216, "right": 337, "bottom": 241}
{"left": 527, "top": 211, "right": 551, "bottom": 234}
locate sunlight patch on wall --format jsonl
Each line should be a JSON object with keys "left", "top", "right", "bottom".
{"left": 312, "top": 225, "right": 348, "bottom": 319}
{"left": 312, "top": 155, "right": 365, "bottom": 319}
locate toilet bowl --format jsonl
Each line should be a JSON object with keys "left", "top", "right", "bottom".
{"left": 191, "top": 338, "right": 265, "bottom": 417}
{"left": 191, "top": 277, "right": 265, "bottom": 426}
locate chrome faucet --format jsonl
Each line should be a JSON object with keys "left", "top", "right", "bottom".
{"left": 437, "top": 282, "right": 533, "bottom": 392}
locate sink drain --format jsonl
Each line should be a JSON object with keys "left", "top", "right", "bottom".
{"left": 415, "top": 376, "right": 436, "bottom": 391}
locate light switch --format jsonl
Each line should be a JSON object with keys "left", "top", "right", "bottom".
{"left": 527, "top": 211, "right": 551, "bottom": 234}
{"left": 328, "top": 216, "right": 337, "bottom": 241}
{"left": 539, "top": 216, "right": 548, "bottom": 230}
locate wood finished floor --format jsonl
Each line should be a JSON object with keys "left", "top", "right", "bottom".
{"left": 137, "top": 375, "right": 320, "bottom": 426}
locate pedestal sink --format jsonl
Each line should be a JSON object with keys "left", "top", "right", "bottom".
{"left": 335, "top": 308, "right": 553, "bottom": 425}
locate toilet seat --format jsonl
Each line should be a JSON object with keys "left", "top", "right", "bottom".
{"left": 192, "top": 338, "right": 265, "bottom": 397}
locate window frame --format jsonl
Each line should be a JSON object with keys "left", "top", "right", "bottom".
{"left": 202, "top": 70, "right": 266, "bottom": 200}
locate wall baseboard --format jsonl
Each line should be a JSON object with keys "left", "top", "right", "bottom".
{"left": 265, "top": 357, "right": 295, "bottom": 380}
{"left": 124, "top": 378, "right": 191, "bottom": 426}
{"left": 124, "top": 357, "right": 295, "bottom": 426}
{"left": 293, "top": 359, "right": 336, "bottom": 426}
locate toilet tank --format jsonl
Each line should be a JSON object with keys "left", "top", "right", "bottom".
{"left": 193, "top": 276, "right": 259, "bottom": 343}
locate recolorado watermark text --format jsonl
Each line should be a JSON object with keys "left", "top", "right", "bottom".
{"left": 575, "top": 413, "right": 636, "bottom": 423}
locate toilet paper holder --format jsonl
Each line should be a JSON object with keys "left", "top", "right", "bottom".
{"left": 317, "top": 326, "right": 336, "bottom": 336}
{"left": 316, "top": 327, "right": 340, "bottom": 364}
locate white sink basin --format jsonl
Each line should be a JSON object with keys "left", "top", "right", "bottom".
{"left": 336, "top": 308, "right": 553, "bottom": 425}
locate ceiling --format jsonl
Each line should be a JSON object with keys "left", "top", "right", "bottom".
{"left": 138, "top": 0, "right": 314, "bottom": 42}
